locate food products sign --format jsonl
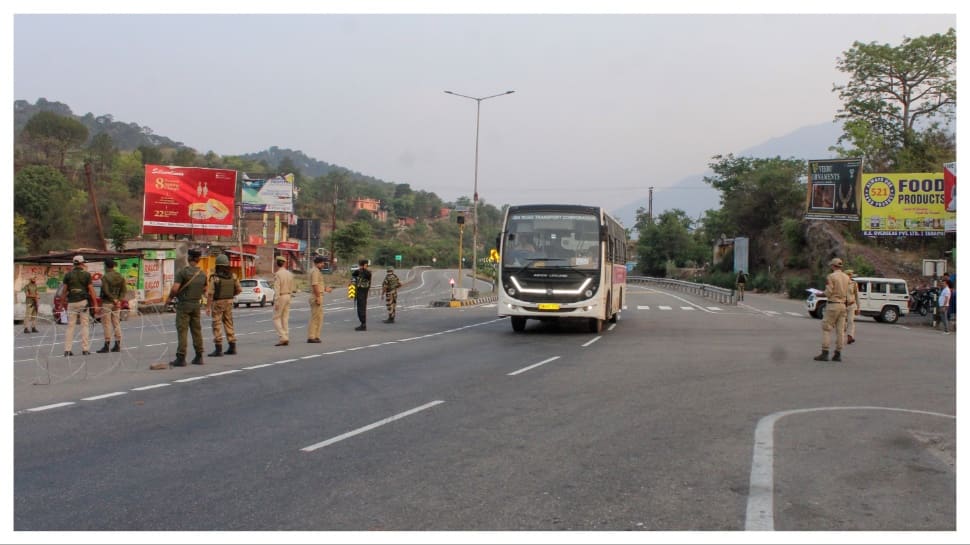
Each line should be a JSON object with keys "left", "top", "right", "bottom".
{"left": 860, "top": 173, "right": 948, "bottom": 237}
{"left": 142, "top": 165, "right": 236, "bottom": 235}
{"left": 805, "top": 159, "right": 862, "bottom": 221}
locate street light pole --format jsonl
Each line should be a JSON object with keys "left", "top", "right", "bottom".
{"left": 444, "top": 89, "right": 514, "bottom": 294}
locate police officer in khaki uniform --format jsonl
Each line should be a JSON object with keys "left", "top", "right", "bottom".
{"left": 207, "top": 253, "right": 242, "bottom": 357}
{"left": 273, "top": 256, "right": 295, "bottom": 346}
{"left": 815, "top": 257, "right": 850, "bottom": 362}
{"left": 62, "top": 255, "right": 100, "bottom": 356}
{"left": 844, "top": 269, "right": 859, "bottom": 345}
{"left": 169, "top": 249, "right": 208, "bottom": 366}
{"left": 96, "top": 258, "right": 128, "bottom": 353}
{"left": 307, "top": 255, "right": 334, "bottom": 343}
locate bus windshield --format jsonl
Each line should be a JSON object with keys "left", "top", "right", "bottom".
{"left": 503, "top": 212, "right": 600, "bottom": 270}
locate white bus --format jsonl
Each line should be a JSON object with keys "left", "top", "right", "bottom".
{"left": 497, "top": 204, "right": 627, "bottom": 333}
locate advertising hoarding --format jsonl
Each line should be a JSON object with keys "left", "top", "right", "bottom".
{"left": 142, "top": 165, "right": 236, "bottom": 235}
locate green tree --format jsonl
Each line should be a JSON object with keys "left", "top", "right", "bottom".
{"left": 14, "top": 213, "right": 30, "bottom": 256}
{"left": 832, "top": 28, "right": 955, "bottom": 171}
{"left": 107, "top": 205, "right": 138, "bottom": 251}
{"left": 87, "top": 133, "right": 117, "bottom": 174}
{"left": 14, "top": 165, "right": 81, "bottom": 249}
{"left": 20, "top": 111, "right": 89, "bottom": 170}
{"left": 333, "top": 221, "right": 372, "bottom": 264}
{"left": 636, "top": 209, "right": 705, "bottom": 276}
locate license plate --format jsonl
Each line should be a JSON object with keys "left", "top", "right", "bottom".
{"left": 538, "top": 303, "right": 560, "bottom": 311}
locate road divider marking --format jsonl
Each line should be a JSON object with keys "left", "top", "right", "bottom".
{"left": 207, "top": 370, "right": 242, "bottom": 377}
{"left": 301, "top": 400, "right": 445, "bottom": 452}
{"left": 608, "top": 323, "right": 617, "bottom": 331}
{"left": 301, "top": 354, "right": 322, "bottom": 359}
{"left": 707, "top": 307, "right": 723, "bottom": 311}
{"left": 275, "top": 359, "right": 298, "bottom": 364}
{"left": 680, "top": 306, "right": 695, "bottom": 311}
{"left": 785, "top": 312, "right": 803, "bottom": 317}
{"left": 659, "top": 305, "right": 672, "bottom": 310}
{"left": 82, "top": 392, "right": 127, "bottom": 401}
{"left": 27, "top": 402, "right": 75, "bottom": 412}
{"left": 243, "top": 363, "right": 276, "bottom": 370}
{"left": 637, "top": 305, "right": 650, "bottom": 310}
{"left": 582, "top": 337, "right": 602, "bottom": 347}
{"left": 323, "top": 350, "right": 345, "bottom": 355}
{"left": 174, "top": 376, "right": 207, "bottom": 383}
{"left": 508, "top": 356, "right": 561, "bottom": 376}
{"left": 131, "top": 383, "right": 171, "bottom": 391}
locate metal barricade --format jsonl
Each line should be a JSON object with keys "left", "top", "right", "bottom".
{"left": 628, "top": 276, "right": 738, "bottom": 305}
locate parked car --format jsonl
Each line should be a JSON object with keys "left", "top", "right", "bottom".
{"left": 234, "top": 279, "right": 276, "bottom": 308}
{"left": 806, "top": 277, "right": 910, "bottom": 323}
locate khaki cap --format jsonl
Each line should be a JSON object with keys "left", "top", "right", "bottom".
{"left": 830, "top": 257, "right": 843, "bottom": 267}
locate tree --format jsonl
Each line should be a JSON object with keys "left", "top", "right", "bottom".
{"left": 20, "top": 111, "right": 89, "bottom": 170}
{"left": 107, "top": 205, "right": 138, "bottom": 251}
{"left": 14, "top": 165, "right": 82, "bottom": 250}
{"left": 833, "top": 28, "right": 955, "bottom": 170}
{"left": 87, "top": 133, "right": 117, "bottom": 174}
{"left": 14, "top": 213, "right": 30, "bottom": 256}
{"left": 333, "top": 221, "right": 372, "bottom": 264}
{"left": 138, "top": 145, "right": 163, "bottom": 166}
{"left": 636, "top": 209, "right": 706, "bottom": 276}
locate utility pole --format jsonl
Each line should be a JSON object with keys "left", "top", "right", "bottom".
{"left": 330, "top": 182, "right": 338, "bottom": 269}
{"left": 84, "top": 161, "right": 108, "bottom": 251}
{"left": 648, "top": 186, "right": 654, "bottom": 223}
{"left": 237, "top": 202, "right": 246, "bottom": 280}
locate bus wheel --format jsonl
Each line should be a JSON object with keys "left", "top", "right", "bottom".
{"left": 589, "top": 317, "right": 603, "bottom": 333}
{"left": 511, "top": 316, "right": 527, "bottom": 332}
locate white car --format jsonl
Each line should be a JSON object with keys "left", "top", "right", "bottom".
{"left": 806, "top": 277, "right": 910, "bottom": 323}
{"left": 234, "top": 279, "right": 276, "bottom": 308}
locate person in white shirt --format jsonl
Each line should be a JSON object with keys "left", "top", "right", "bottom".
{"left": 939, "top": 279, "right": 952, "bottom": 334}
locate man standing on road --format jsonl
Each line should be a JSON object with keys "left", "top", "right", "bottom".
{"left": 273, "top": 255, "right": 294, "bottom": 346}
{"left": 206, "top": 253, "right": 242, "bottom": 356}
{"left": 62, "top": 255, "right": 99, "bottom": 357}
{"left": 168, "top": 249, "right": 208, "bottom": 367}
{"left": 351, "top": 259, "right": 372, "bottom": 331}
{"left": 23, "top": 276, "right": 39, "bottom": 334}
{"left": 939, "top": 278, "right": 952, "bottom": 335}
{"left": 844, "top": 269, "right": 859, "bottom": 345}
{"left": 735, "top": 269, "right": 749, "bottom": 302}
{"left": 307, "top": 255, "right": 334, "bottom": 343}
{"left": 381, "top": 265, "right": 402, "bottom": 324}
{"left": 815, "top": 257, "right": 850, "bottom": 362}
{"left": 96, "top": 258, "right": 127, "bottom": 353}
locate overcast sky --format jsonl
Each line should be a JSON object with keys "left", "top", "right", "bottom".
{"left": 9, "top": 5, "right": 957, "bottom": 214}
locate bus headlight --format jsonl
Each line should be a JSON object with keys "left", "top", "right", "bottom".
{"left": 585, "top": 290, "right": 593, "bottom": 297}
{"left": 507, "top": 288, "right": 516, "bottom": 296}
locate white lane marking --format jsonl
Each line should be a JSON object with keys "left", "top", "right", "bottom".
{"left": 764, "top": 310, "right": 780, "bottom": 315}
{"left": 582, "top": 337, "right": 602, "bottom": 347}
{"left": 745, "top": 406, "right": 956, "bottom": 531}
{"left": 207, "top": 370, "right": 242, "bottom": 377}
{"left": 144, "top": 343, "right": 167, "bottom": 347}
{"left": 131, "top": 383, "right": 171, "bottom": 391}
{"left": 366, "top": 344, "right": 382, "bottom": 348}
{"left": 637, "top": 305, "right": 650, "bottom": 310}
{"left": 707, "top": 307, "right": 723, "bottom": 311}
{"left": 174, "top": 376, "right": 207, "bottom": 383}
{"left": 323, "top": 350, "right": 345, "bottom": 355}
{"left": 608, "top": 323, "right": 617, "bottom": 331}
{"left": 243, "top": 363, "right": 276, "bottom": 370}
{"left": 785, "top": 312, "right": 803, "bottom": 317}
{"left": 301, "top": 354, "right": 322, "bottom": 359}
{"left": 680, "top": 306, "right": 695, "bottom": 311}
{"left": 275, "top": 359, "right": 298, "bottom": 364}
{"left": 81, "top": 392, "right": 127, "bottom": 401}
{"left": 658, "top": 305, "right": 672, "bottom": 310}
{"left": 27, "top": 402, "right": 75, "bottom": 412}
{"left": 508, "top": 356, "right": 561, "bottom": 376}
{"left": 347, "top": 347, "right": 365, "bottom": 351}
{"left": 301, "top": 400, "right": 445, "bottom": 452}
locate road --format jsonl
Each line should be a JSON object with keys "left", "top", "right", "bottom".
{"left": 12, "top": 269, "right": 956, "bottom": 531}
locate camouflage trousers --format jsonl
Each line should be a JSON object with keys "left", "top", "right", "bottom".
{"left": 385, "top": 291, "right": 398, "bottom": 319}
{"left": 210, "top": 299, "right": 236, "bottom": 344}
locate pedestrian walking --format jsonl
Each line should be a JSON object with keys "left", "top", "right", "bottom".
{"left": 351, "top": 259, "right": 372, "bottom": 331}
{"left": 273, "top": 255, "right": 294, "bottom": 345}
{"left": 23, "top": 276, "right": 39, "bottom": 333}
{"left": 939, "top": 278, "right": 952, "bottom": 334}
{"left": 815, "top": 257, "right": 850, "bottom": 362}
{"left": 96, "top": 258, "right": 127, "bottom": 353}
{"left": 168, "top": 249, "right": 208, "bottom": 367}
{"left": 61, "top": 255, "right": 99, "bottom": 356}
{"left": 307, "top": 255, "right": 334, "bottom": 343}
{"left": 735, "top": 270, "right": 749, "bottom": 302}
{"left": 381, "top": 265, "right": 402, "bottom": 323}
{"left": 206, "top": 254, "right": 242, "bottom": 356}
{"left": 844, "top": 269, "right": 859, "bottom": 345}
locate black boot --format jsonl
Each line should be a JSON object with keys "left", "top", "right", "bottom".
{"left": 170, "top": 354, "right": 187, "bottom": 367}
{"left": 832, "top": 351, "right": 842, "bottom": 362}
{"left": 355, "top": 324, "right": 367, "bottom": 331}
{"left": 191, "top": 353, "right": 204, "bottom": 365}
{"left": 31, "top": 327, "right": 38, "bottom": 332}
{"left": 23, "top": 327, "right": 29, "bottom": 334}
{"left": 224, "top": 342, "right": 237, "bottom": 355}
{"left": 382, "top": 317, "right": 394, "bottom": 323}
{"left": 96, "top": 342, "right": 111, "bottom": 353}
{"left": 813, "top": 350, "right": 830, "bottom": 362}
{"left": 111, "top": 341, "right": 121, "bottom": 352}
{"left": 209, "top": 344, "right": 224, "bottom": 357}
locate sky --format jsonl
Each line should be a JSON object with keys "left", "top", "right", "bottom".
{"left": 7, "top": 3, "right": 957, "bottom": 217}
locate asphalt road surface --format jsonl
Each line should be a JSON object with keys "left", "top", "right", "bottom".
{"left": 13, "top": 269, "right": 956, "bottom": 531}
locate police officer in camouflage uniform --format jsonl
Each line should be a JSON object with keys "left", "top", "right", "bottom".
{"left": 381, "top": 265, "right": 401, "bottom": 323}
{"left": 169, "top": 249, "right": 208, "bottom": 367}
{"left": 62, "top": 255, "right": 100, "bottom": 357}
{"left": 207, "top": 253, "right": 242, "bottom": 357}
{"left": 96, "top": 257, "right": 128, "bottom": 353}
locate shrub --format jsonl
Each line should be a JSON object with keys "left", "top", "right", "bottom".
{"left": 786, "top": 277, "right": 811, "bottom": 299}
{"left": 750, "top": 271, "right": 781, "bottom": 293}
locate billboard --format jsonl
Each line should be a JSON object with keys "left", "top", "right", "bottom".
{"left": 860, "top": 173, "right": 950, "bottom": 236}
{"left": 943, "top": 162, "right": 956, "bottom": 232}
{"left": 142, "top": 165, "right": 236, "bottom": 235}
{"left": 805, "top": 159, "right": 863, "bottom": 221}
{"left": 241, "top": 173, "right": 294, "bottom": 213}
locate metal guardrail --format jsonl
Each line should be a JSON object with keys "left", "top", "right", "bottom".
{"left": 628, "top": 275, "right": 738, "bottom": 305}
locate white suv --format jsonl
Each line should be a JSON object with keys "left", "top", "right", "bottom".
{"left": 807, "top": 277, "right": 910, "bottom": 323}
{"left": 233, "top": 279, "right": 276, "bottom": 308}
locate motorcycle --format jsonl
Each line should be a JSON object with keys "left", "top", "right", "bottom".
{"left": 909, "top": 287, "right": 939, "bottom": 317}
